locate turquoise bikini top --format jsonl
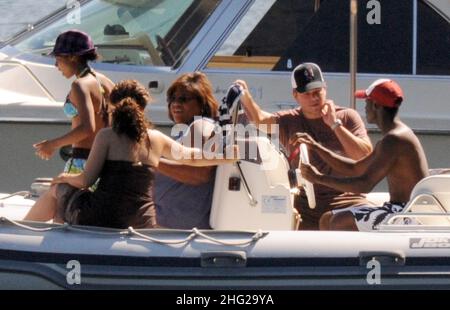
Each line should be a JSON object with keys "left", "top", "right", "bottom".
{"left": 63, "top": 67, "right": 106, "bottom": 119}
{"left": 63, "top": 98, "right": 79, "bottom": 118}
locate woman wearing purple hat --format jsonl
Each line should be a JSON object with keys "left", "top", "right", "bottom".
{"left": 33, "top": 29, "right": 114, "bottom": 176}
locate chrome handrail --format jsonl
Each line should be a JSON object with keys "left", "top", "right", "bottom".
{"left": 387, "top": 213, "right": 450, "bottom": 223}
{"left": 378, "top": 193, "right": 450, "bottom": 230}
{"left": 0, "top": 59, "right": 55, "bottom": 101}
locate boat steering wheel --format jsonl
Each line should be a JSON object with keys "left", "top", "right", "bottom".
{"left": 299, "top": 143, "right": 316, "bottom": 209}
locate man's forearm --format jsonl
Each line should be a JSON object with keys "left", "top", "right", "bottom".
{"left": 334, "top": 125, "right": 372, "bottom": 160}
{"left": 242, "top": 98, "right": 274, "bottom": 125}
{"left": 313, "top": 143, "right": 359, "bottom": 175}
{"left": 318, "top": 173, "right": 374, "bottom": 194}
{"left": 157, "top": 161, "right": 214, "bottom": 185}
{"left": 238, "top": 86, "right": 277, "bottom": 132}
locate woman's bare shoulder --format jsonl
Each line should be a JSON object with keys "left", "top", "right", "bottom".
{"left": 97, "top": 127, "right": 114, "bottom": 139}
{"left": 147, "top": 129, "right": 168, "bottom": 142}
{"left": 96, "top": 72, "right": 115, "bottom": 88}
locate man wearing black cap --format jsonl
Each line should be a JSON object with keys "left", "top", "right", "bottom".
{"left": 297, "top": 79, "right": 429, "bottom": 231}
{"left": 235, "top": 62, "right": 373, "bottom": 230}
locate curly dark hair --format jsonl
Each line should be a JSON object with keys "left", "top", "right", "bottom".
{"left": 112, "top": 98, "right": 149, "bottom": 144}
{"left": 110, "top": 80, "right": 152, "bottom": 111}
{"left": 166, "top": 72, "right": 219, "bottom": 123}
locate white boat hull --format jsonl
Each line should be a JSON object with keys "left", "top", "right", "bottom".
{"left": 1, "top": 220, "right": 450, "bottom": 289}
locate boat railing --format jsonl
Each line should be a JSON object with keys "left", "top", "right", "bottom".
{"left": 0, "top": 59, "right": 56, "bottom": 101}
{"left": 378, "top": 193, "right": 450, "bottom": 231}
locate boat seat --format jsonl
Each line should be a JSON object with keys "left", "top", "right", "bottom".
{"left": 366, "top": 192, "right": 390, "bottom": 206}
{"left": 97, "top": 32, "right": 164, "bottom": 66}
{"left": 210, "top": 136, "right": 297, "bottom": 230}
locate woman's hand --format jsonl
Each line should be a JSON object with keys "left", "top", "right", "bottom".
{"left": 51, "top": 173, "right": 72, "bottom": 185}
{"left": 51, "top": 172, "right": 85, "bottom": 189}
{"left": 33, "top": 140, "right": 57, "bottom": 160}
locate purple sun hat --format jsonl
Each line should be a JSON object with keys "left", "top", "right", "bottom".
{"left": 49, "top": 29, "right": 96, "bottom": 56}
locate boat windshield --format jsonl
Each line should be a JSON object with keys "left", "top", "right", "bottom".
{"left": 12, "top": 0, "right": 220, "bottom": 67}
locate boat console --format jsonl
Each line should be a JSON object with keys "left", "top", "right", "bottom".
{"left": 210, "top": 136, "right": 299, "bottom": 230}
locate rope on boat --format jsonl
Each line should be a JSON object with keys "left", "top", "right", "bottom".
{"left": 191, "top": 228, "right": 267, "bottom": 246}
{"left": 0, "top": 216, "right": 66, "bottom": 232}
{"left": 128, "top": 227, "right": 198, "bottom": 244}
{"left": 128, "top": 227, "right": 267, "bottom": 246}
{"left": 0, "top": 216, "right": 268, "bottom": 246}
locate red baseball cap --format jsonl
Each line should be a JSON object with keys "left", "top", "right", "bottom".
{"left": 355, "top": 79, "right": 404, "bottom": 108}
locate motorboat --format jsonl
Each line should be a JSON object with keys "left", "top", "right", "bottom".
{"left": 1, "top": 161, "right": 450, "bottom": 289}
{"left": 1, "top": 84, "right": 450, "bottom": 289}
{"left": 0, "top": 0, "right": 449, "bottom": 290}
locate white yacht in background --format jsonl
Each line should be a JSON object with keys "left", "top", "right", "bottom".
{"left": 0, "top": 0, "right": 449, "bottom": 191}
{"left": 1, "top": 0, "right": 449, "bottom": 127}
{"left": 0, "top": 0, "right": 449, "bottom": 289}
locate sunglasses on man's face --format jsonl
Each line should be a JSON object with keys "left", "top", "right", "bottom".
{"left": 167, "top": 95, "right": 197, "bottom": 104}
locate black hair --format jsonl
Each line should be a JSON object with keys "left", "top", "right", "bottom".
{"left": 79, "top": 50, "right": 99, "bottom": 63}
{"left": 382, "top": 106, "right": 399, "bottom": 119}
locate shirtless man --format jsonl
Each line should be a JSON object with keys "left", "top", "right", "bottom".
{"left": 296, "top": 79, "right": 429, "bottom": 231}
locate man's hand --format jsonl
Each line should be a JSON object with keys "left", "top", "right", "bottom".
{"left": 33, "top": 140, "right": 57, "bottom": 160}
{"left": 300, "top": 162, "right": 322, "bottom": 183}
{"left": 290, "top": 132, "right": 318, "bottom": 150}
{"left": 234, "top": 79, "right": 252, "bottom": 108}
{"left": 321, "top": 99, "right": 337, "bottom": 128}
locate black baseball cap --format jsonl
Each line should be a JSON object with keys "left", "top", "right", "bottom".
{"left": 291, "top": 62, "right": 326, "bottom": 93}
